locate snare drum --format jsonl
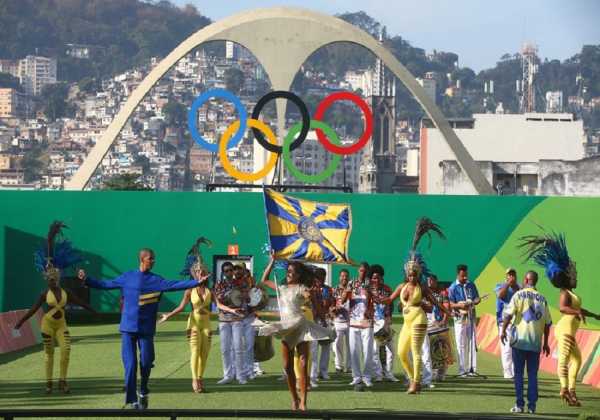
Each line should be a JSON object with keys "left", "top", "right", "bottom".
{"left": 248, "top": 286, "right": 269, "bottom": 310}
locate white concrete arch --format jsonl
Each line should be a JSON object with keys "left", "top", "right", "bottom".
{"left": 66, "top": 7, "right": 493, "bottom": 194}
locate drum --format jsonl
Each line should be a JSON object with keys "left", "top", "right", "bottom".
{"left": 228, "top": 289, "right": 242, "bottom": 307}
{"left": 248, "top": 286, "right": 269, "bottom": 310}
{"left": 254, "top": 334, "right": 274, "bottom": 362}
{"left": 374, "top": 319, "right": 393, "bottom": 344}
{"left": 429, "top": 327, "right": 454, "bottom": 370}
{"left": 318, "top": 320, "right": 335, "bottom": 346}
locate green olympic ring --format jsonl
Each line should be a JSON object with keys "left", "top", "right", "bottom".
{"left": 282, "top": 120, "right": 342, "bottom": 184}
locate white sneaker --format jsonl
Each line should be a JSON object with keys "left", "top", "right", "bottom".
{"left": 320, "top": 373, "right": 330, "bottom": 380}
{"left": 362, "top": 378, "right": 373, "bottom": 387}
{"left": 385, "top": 373, "right": 400, "bottom": 382}
{"left": 510, "top": 406, "right": 524, "bottom": 413}
{"left": 374, "top": 376, "right": 383, "bottom": 382}
{"left": 349, "top": 378, "right": 362, "bottom": 386}
{"left": 467, "top": 371, "right": 477, "bottom": 377}
{"left": 254, "top": 369, "right": 265, "bottom": 376}
{"left": 310, "top": 380, "right": 319, "bottom": 388}
{"left": 217, "top": 377, "right": 233, "bottom": 385}
{"left": 425, "top": 383, "right": 435, "bottom": 389}
{"left": 238, "top": 379, "right": 248, "bottom": 385}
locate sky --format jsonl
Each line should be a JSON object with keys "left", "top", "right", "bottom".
{"left": 173, "top": 0, "right": 600, "bottom": 71}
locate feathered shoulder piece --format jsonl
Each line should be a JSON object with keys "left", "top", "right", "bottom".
{"left": 34, "top": 221, "right": 82, "bottom": 278}
{"left": 181, "top": 237, "right": 212, "bottom": 277}
{"left": 518, "top": 228, "right": 576, "bottom": 288}
{"left": 405, "top": 217, "right": 445, "bottom": 279}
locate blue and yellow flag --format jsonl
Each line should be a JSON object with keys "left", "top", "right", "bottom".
{"left": 263, "top": 189, "right": 352, "bottom": 264}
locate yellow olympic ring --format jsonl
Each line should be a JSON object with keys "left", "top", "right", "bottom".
{"left": 219, "top": 119, "right": 278, "bottom": 182}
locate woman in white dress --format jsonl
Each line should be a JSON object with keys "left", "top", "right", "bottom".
{"left": 257, "top": 252, "right": 334, "bottom": 411}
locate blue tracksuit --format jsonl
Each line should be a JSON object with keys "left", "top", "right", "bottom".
{"left": 86, "top": 270, "right": 198, "bottom": 404}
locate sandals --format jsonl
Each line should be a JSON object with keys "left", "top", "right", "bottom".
{"left": 58, "top": 379, "right": 70, "bottom": 394}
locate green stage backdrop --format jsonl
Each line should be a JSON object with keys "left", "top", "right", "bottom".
{"left": 0, "top": 191, "right": 598, "bottom": 328}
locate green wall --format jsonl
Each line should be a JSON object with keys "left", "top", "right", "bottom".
{"left": 0, "top": 191, "right": 597, "bottom": 328}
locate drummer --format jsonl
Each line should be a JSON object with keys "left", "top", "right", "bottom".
{"left": 310, "top": 268, "right": 335, "bottom": 388}
{"left": 370, "top": 265, "right": 399, "bottom": 382}
{"left": 214, "top": 261, "right": 247, "bottom": 385}
{"left": 425, "top": 274, "right": 452, "bottom": 382}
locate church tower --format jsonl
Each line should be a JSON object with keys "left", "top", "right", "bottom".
{"left": 358, "top": 28, "right": 397, "bottom": 193}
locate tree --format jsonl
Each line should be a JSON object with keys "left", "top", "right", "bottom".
{"left": 162, "top": 99, "right": 187, "bottom": 127}
{"left": 21, "top": 144, "right": 46, "bottom": 183}
{"left": 103, "top": 173, "right": 151, "bottom": 191}
{"left": 0, "top": 72, "right": 22, "bottom": 91}
{"left": 40, "top": 82, "right": 74, "bottom": 120}
{"left": 77, "top": 77, "right": 99, "bottom": 95}
{"left": 224, "top": 68, "right": 244, "bottom": 95}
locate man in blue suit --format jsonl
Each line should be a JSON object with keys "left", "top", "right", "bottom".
{"left": 78, "top": 248, "right": 203, "bottom": 409}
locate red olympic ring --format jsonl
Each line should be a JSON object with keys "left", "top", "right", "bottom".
{"left": 314, "top": 91, "right": 374, "bottom": 155}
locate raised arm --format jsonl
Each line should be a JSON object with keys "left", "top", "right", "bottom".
{"left": 159, "top": 289, "right": 192, "bottom": 324}
{"left": 66, "top": 290, "right": 97, "bottom": 314}
{"left": 259, "top": 252, "right": 277, "bottom": 291}
{"left": 14, "top": 292, "right": 46, "bottom": 329}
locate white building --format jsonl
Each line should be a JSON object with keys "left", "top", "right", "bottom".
{"left": 420, "top": 112, "right": 586, "bottom": 195}
{"left": 18, "top": 56, "right": 57, "bottom": 96}
{"left": 252, "top": 130, "right": 361, "bottom": 190}
{"left": 416, "top": 77, "right": 436, "bottom": 104}
{"left": 545, "top": 91, "right": 563, "bottom": 113}
{"left": 343, "top": 70, "right": 373, "bottom": 96}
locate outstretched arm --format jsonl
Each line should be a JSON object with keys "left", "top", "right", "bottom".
{"left": 14, "top": 292, "right": 45, "bottom": 329}
{"left": 423, "top": 285, "right": 451, "bottom": 317}
{"left": 159, "top": 289, "right": 191, "bottom": 324}
{"left": 78, "top": 269, "right": 124, "bottom": 290}
{"left": 66, "top": 290, "right": 97, "bottom": 314}
{"left": 381, "top": 283, "right": 403, "bottom": 305}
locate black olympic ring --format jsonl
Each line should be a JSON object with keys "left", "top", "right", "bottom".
{"left": 251, "top": 90, "right": 311, "bottom": 154}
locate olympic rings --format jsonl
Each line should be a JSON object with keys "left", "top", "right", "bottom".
{"left": 314, "top": 91, "right": 373, "bottom": 155}
{"left": 218, "top": 119, "right": 278, "bottom": 182}
{"left": 251, "top": 90, "right": 310, "bottom": 154}
{"left": 188, "top": 89, "right": 247, "bottom": 152}
{"left": 282, "top": 120, "right": 342, "bottom": 184}
{"left": 187, "top": 88, "right": 374, "bottom": 183}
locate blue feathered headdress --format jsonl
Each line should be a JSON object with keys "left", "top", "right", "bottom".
{"left": 33, "top": 221, "right": 82, "bottom": 278}
{"left": 519, "top": 228, "right": 576, "bottom": 288}
{"left": 180, "top": 237, "right": 212, "bottom": 277}
{"left": 404, "top": 217, "right": 445, "bottom": 282}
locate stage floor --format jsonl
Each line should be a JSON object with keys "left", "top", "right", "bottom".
{"left": 0, "top": 320, "right": 598, "bottom": 419}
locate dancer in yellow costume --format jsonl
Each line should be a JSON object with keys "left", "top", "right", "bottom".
{"left": 381, "top": 218, "right": 449, "bottom": 394}
{"left": 159, "top": 237, "right": 218, "bottom": 393}
{"left": 15, "top": 221, "right": 95, "bottom": 394}
{"left": 520, "top": 230, "right": 600, "bottom": 407}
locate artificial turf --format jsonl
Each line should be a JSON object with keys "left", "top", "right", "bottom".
{"left": 0, "top": 319, "right": 598, "bottom": 419}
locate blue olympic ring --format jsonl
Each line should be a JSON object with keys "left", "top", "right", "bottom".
{"left": 188, "top": 89, "right": 248, "bottom": 152}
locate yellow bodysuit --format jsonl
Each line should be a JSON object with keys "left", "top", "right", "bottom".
{"left": 555, "top": 289, "right": 582, "bottom": 391}
{"left": 40, "top": 288, "right": 71, "bottom": 382}
{"left": 397, "top": 283, "right": 428, "bottom": 383}
{"left": 187, "top": 287, "right": 212, "bottom": 380}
